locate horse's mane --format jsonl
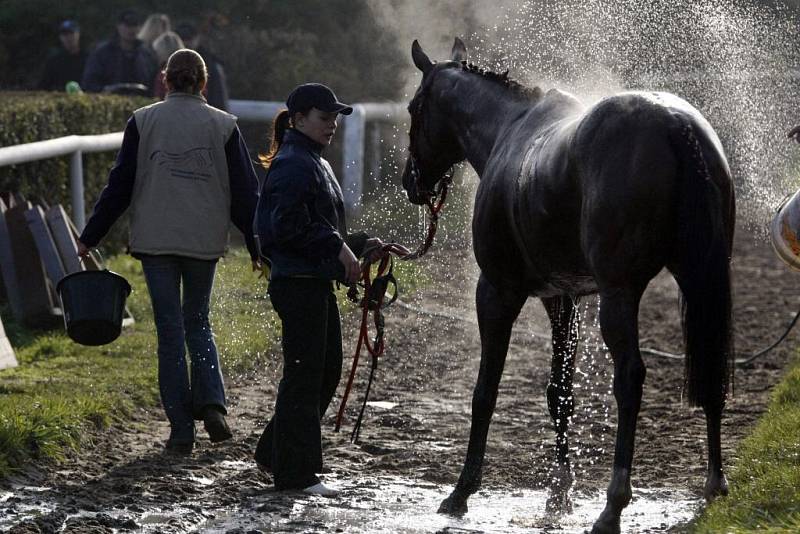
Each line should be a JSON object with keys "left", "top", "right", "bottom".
{"left": 461, "top": 62, "right": 543, "bottom": 101}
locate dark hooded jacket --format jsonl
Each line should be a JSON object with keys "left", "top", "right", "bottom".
{"left": 254, "top": 129, "right": 367, "bottom": 281}
{"left": 81, "top": 37, "right": 157, "bottom": 94}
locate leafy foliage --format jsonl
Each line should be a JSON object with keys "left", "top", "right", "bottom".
{"left": 0, "top": 0, "right": 406, "bottom": 102}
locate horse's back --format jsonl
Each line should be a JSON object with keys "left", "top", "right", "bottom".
{"left": 474, "top": 90, "right": 732, "bottom": 297}
{"left": 573, "top": 91, "right": 732, "bottom": 288}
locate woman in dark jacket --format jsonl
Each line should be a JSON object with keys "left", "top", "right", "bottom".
{"left": 253, "top": 83, "right": 382, "bottom": 496}
{"left": 77, "top": 49, "right": 261, "bottom": 454}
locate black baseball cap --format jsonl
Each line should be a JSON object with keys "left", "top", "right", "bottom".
{"left": 59, "top": 20, "right": 79, "bottom": 33}
{"left": 117, "top": 9, "right": 142, "bottom": 26}
{"left": 286, "top": 83, "right": 353, "bottom": 115}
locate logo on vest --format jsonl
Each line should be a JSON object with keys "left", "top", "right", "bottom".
{"left": 150, "top": 148, "right": 214, "bottom": 181}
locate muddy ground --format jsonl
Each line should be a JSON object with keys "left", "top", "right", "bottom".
{"left": 2, "top": 228, "right": 799, "bottom": 533}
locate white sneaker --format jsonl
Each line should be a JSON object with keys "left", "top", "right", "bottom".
{"left": 302, "top": 482, "right": 340, "bottom": 497}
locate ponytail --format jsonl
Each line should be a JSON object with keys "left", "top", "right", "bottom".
{"left": 259, "top": 109, "right": 292, "bottom": 169}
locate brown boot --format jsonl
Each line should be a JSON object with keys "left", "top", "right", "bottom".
{"left": 203, "top": 406, "right": 232, "bottom": 443}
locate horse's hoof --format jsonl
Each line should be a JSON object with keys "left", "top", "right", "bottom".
{"left": 591, "top": 515, "right": 621, "bottom": 534}
{"left": 546, "top": 462, "right": 574, "bottom": 515}
{"left": 438, "top": 493, "right": 468, "bottom": 516}
{"left": 545, "top": 489, "right": 573, "bottom": 515}
{"left": 704, "top": 472, "right": 729, "bottom": 502}
{"left": 590, "top": 506, "right": 621, "bottom": 534}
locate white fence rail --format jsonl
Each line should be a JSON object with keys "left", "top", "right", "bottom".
{"left": 0, "top": 99, "right": 406, "bottom": 230}
{"left": 0, "top": 132, "right": 124, "bottom": 230}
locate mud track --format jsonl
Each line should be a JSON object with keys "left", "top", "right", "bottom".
{"left": 2, "top": 229, "right": 797, "bottom": 533}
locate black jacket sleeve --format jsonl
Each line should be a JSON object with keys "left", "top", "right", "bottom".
{"left": 225, "top": 126, "right": 259, "bottom": 261}
{"left": 79, "top": 116, "right": 138, "bottom": 247}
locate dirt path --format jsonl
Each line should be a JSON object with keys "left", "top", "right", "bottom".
{"left": 2, "top": 229, "right": 798, "bottom": 533}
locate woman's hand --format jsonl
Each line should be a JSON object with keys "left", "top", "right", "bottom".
{"left": 338, "top": 243, "right": 360, "bottom": 285}
{"left": 76, "top": 240, "right": 91, "bottom": 258}
{"left": 363, "top": 237, "right": 385, "bottom": 263}
{"left": 252, "top": 259, "right": 268, "bottom": 279}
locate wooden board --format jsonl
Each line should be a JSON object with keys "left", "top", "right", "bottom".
{"left": 0, "top": 197, "right": 24, "bottom": 319}
{"left": 5, "top": 202, "right": 60, "bottom": 327}
{"left": 25, "top": 206, "right": 66, "bottom": 287}
{"left": 46, "top": 205, "right": 83, "bottom": 275}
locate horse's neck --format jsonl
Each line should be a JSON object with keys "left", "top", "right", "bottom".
{"left": 451, "top": 87, "right": 581, "bottom": 176}
{"left": 444, "top": 80, "right": 538, "bottom": 176}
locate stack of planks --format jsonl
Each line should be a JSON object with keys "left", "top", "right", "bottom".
{"left": 0, "top": 194, "right": 133, "bottom": 371}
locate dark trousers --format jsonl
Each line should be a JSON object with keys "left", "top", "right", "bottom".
{"left": 140, "top": 254, "right": 225, "bottom": 443}
{"left": 255, "top": 278, "right": 343, "bottom": 490}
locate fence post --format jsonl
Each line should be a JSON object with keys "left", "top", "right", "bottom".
{"left": 342, "top": 104, "right": 366, "bottom": 210}
{"left": 70, "top": 150, "right": 85, "bottom": 231}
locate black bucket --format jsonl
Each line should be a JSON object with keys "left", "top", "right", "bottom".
{"left": 56, "top": 270, "right": 132, "bottom": 346}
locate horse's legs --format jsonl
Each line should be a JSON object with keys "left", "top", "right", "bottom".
{"left": 591, "top": 286, "right": 646, "bottom": 534}
{"left": 703, "top": 400, "right": 729, "bottom": 500}
{"left": 439, "top": 274, "right": 524, "bottom": 516}
{"left": 669, "top": 270, "right": 729, "bottom": 501}
{"left": 541, "top": 295, "right": 579, "bottom": 514}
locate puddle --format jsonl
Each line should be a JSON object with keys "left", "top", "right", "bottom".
{"left": 201, "top": 476, "right": 700, "bottom": 533}
{"left": 0, "top": 497, "right": 59, "bottom": 531}
{"left": 188, "top": 474, "right": 215, "bottom": 486}
{"left": 218, "top": 460, "right": 252, "bottom": 470}
{"left": 367, "top": 401, "right": 399, "bottom": 410}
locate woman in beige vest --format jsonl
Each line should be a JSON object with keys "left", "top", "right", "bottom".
{"left": 78, "top": 49, "right": 261, "bottom": 454}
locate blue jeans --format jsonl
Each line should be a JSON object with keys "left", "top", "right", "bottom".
{"left": 140, "top": 255, "right": 226, "bottom": 442}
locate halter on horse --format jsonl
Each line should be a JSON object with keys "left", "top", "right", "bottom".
{"left": 402, "top": 38, "right": 734, "bottom": 534}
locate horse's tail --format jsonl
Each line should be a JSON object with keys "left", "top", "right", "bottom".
{"left": 670, "top": 118, "right": 734, "bottom": 409}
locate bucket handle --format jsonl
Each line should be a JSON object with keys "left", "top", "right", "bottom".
{"left": 79, "top": 248, "right": 107, "bottom": 270}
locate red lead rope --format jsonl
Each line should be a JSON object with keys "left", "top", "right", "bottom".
{"left": 334, "top": 247, "right": 398, "bottom": 441}
{"left": 334, "top": 176, "right": 451, "bottom": 441}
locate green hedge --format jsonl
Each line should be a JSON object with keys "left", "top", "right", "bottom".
{"left": 0, "top": 91, "right": 152, "bottom": 251}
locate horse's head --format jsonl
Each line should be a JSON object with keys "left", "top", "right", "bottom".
{"left": 402, "top": 38, "right": 468, "bottom": 205}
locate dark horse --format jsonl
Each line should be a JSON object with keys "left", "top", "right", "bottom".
{"left": 402, "top": 39, "right": 734, "bottom": 534}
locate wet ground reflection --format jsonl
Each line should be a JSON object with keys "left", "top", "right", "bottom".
{"left": 205, "top": 475, "right": 699, "bottom": 533}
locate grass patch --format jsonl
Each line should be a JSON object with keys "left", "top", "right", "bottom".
{"left": 694, "top": 358, "right": 800, "bottom": 532}
{"left": 0, "top": 248, "right": 277, "bottom": 479}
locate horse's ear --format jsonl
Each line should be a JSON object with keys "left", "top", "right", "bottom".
{"left": 451, "top": 37, "right": 467, "bottom": 63}
{"left": 412, "top": 39, "right": 433, "bottom": 74}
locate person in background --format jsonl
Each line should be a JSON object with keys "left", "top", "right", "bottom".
{"left": 137, "top": 13, "right": 171, "bottom": 52}
{"left": 39, "top": 20, "right": 87, "bottom": 91}
{"left": 175, "top": 21, "right": 229, "bottom": 111}
{"left": 253, "top": 83, "right": 384, "bottom": 496}
{"left": 152, "top": 31, "right": 185, "bottom": 100}
{"left": 82, "top": 8, "right": 157, "bottom": 94}
{"left": 77, "top": 49, "right": 261, "bottom": 455}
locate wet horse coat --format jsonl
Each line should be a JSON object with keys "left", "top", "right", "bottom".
{"left": 402, "top": 39, "right": 734, "bottom": 534}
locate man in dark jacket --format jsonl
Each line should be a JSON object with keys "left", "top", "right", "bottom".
{"left": 82, "top": 9, "right": 157, "bottom": 95}
{"left": 39, "top": 20, "right": 87, "bottom": 91}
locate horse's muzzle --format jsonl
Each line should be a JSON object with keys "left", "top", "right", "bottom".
{"left": 401, "top": 157, "right": 427, "bottom": 205}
